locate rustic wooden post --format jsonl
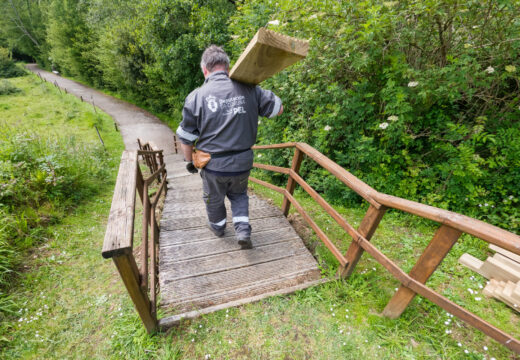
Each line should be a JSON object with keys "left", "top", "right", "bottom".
{"left": 141, "top": 182, "right": 149, "bottom": 289}
{"left": 112, "top": 254, "right": 157, "bottom": 333}
{"left": 382, "top": 224, "right": 462, "bottom": 318}
{"left": 150, "top": 208, "right": 157, "bottom": 315}
{"left": 136, "top": 166, "right": 145, "bottom": 203}
{"left": 338, "top": 204, "right": 386, "bottom": 278}
{"left": 281, "top": 148, "right": 304, "bottom": 217}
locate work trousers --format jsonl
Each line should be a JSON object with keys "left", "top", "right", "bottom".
{"left": 200, "top": 169, "right": 251, "bottom": 237}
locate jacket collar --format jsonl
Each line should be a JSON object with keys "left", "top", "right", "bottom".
{"left": 204, "top": 70, "right": 229, "bottom": 83}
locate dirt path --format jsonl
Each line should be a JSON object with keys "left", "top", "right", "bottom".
{"left": 26, "top": 64, "right": 177, "bottom": 156}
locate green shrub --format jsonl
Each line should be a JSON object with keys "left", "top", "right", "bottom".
{"left": 0, "top": 80, "right": 21, "bottom": 95}
{"left": 0, "top": 127, "right": 110, "bottom": 297}
{"left": 0, "top": 47, "right": 26, "bottom": 78}
{"left": 231, "top": 0, "right": 520, "bottom": 232}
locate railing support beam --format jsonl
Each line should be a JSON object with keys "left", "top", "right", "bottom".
{"left": 339, "top": 204, "right": 386, "bottom": 278}
{"left": 112, "top": 254, "right": 157, "bottom": 333}
{"left": 382, "top": 224, "right": 462, "bottom": 318}
{"left": 281, "top": 148, "right": 304, "bottom": 216}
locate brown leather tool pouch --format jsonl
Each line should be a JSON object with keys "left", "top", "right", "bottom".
{"left": 192, "top": 149, "right": 211, "bottom": 169}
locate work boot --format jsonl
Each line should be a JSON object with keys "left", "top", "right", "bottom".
{"left": 207, "top": 222, "right": 225, "bottom": 237}
{"left": 237, "top": 233, "right": 253, "bottom": 250}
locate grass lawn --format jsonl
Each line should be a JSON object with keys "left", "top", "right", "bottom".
{"left": 1, "top": 73, "right": 518, "bottom": 359}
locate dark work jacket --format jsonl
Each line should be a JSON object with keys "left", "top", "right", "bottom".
{"left": 176, "top": 71, "right": 282, "bottom": 173}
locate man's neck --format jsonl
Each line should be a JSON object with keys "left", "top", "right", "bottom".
{"left": 204, "top": 67, "right": 228, "bottom": 78}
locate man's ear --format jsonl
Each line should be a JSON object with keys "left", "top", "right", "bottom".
{"left": 202, "top": 66, "right": 209, "bottom": 78}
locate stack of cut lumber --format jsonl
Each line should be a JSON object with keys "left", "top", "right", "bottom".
{"left": 458, "top": 244, "right": 520, "bottom": 313}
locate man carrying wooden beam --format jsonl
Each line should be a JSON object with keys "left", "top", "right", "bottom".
{"left": 176, "top": 45, "right": 283, "bottom": 249}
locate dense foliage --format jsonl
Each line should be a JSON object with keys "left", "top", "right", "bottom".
{"left": 0, "top": 48, "right": 26, "bottom": 78}
{"left": 232, "top": 0, "right": 520, "bottom": 231}
{"left": 0, "top": 127, "right": 110, "bottom": 291}
{"left": 1, "top": 0, "right": 519, "bottom": 231}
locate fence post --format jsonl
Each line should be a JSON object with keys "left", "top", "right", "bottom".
{"left": 382, "top": 224, "right": 462, "bottom": 318}
{"left": 141, "top": 182, "right": 149, "bottom": 290}
{"left": 112, "top": 253, "right": 157, "bottom": 333}
{"left": 150, "top": 208, "right": 157, "bottom": 316}
{"left": 281, "top": 147, "right": 304, "bottom": 216}
{"left": 338, "top": 204, "right": 386, "bottom": 278}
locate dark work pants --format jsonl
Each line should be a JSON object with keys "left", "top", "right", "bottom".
{"left": 200, "top": 169, "right": 251, "bottom": 237}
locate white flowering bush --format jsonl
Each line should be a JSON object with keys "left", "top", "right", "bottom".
{"left": 231, "top": 0, "right": 520, "bottom": 232}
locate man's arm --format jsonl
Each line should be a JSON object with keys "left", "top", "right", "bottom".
{"left": 177, "top": 90, "right": 200, "bottom": 173}
{"left": 181, "top": 143, "right": 194, "bottom": 162}
{"left": 255, "top": 86, "right": 283, "bottom": 118}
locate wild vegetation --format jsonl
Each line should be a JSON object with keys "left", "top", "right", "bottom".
{"left": 1, "top": 0, "right": 518, "bottom": 232}
{"left": 0, "top": 75, "right": 123, "bottom": 322}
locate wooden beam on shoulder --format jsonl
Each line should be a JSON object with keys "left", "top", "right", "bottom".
{"left": 229, "top": 28, "right": 309, "bottom": 85}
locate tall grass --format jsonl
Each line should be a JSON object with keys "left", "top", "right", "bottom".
{"left": 0, "top": 125, "right": 110, "bottom": 307}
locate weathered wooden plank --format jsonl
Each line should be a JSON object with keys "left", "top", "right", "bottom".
{"left": 160, "top": 214, "right": 291, "bottom": 236}
{"left": 162, "top": 241, "right": 310, "bottom": 281}
{"left": 490, "top": 244, "right": 520, "bottom": 264}
{"left": 162, "top": 199, "right": 280, "bottom": 216}
{"left": 158, "top": 278, "right": 328, "bottom": 328}
{"left": 159, "top": 227, "right": 300, "bottom": 257}
{"left": 161, "top": 205, "right": 279, "bottom": 220}
{"left": 161, "top": 265, "right": 321, "bottom": 311}
{"left": 102, "top": 151, "right": 138, "bottom": 258}
{"left": 229, "top": 28, "right": 309, "bottom": 85}
{"left": 161, "top": 211, "right": 290, "bottom": 233}
{"left": 162, "top": 196, "right": 270, "bottom": 213}
{"left": 160, "top": 206, "right": 281, "bottom": 230}
{"left": 160, "top": 253, "right": 318, "bottom": 297}
{"left": 383, "top": 225, "right": 462, "bottom": 318}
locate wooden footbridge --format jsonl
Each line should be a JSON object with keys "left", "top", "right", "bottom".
{"left": 102, "top": 140, "right": 520, "bottom": 354}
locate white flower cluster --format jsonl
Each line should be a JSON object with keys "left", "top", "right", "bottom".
{"left": 387, "top": 115, "right": 398, "bottom": 121}
{"left": 408, "top": 81, "right": 419, "bottom": 87}
{"left": 324, "top": 125, "right": 332, "bottom": 131}
{"left": 268, "top": 20, "right": 280, "bottom": 26}
{"left": 379, "top": 122, "right": 389, "bottom": 129}
{"left": 484, "top": 66, "right": 495, "bottom": 74}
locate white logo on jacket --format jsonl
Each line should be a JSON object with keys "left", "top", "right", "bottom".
{"left": 206, "top": 95, "right": 218, "bottom": 112}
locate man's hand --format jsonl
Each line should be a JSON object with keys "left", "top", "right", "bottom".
{"left": 186, "top": 161, "right": 198, "bottom": 174}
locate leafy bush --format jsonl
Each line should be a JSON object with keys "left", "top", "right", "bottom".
{"left": 0, "top": 127, "right": 110, "bottom": 293}
{"left": 0, "top": 47, "right": 26, "bottom": 78}
{"left": 230, "top": 0, "right": 520, "bottom": 232}
{"left": 0, "top": 80, "right": 21, "bottom": 95}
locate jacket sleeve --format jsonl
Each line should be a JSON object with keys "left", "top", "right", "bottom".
{"left": 176, "top": 91, "right": 200, "bottom": 145}
{"left": 255, "top": 86, "right": 282, "bottom": 118}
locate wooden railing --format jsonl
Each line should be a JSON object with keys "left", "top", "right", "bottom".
{"left": 250, "top": 142, "right": 520, "bottom": 354}
{"left": 102, "top": 141, "right": 167, "bottom": 333}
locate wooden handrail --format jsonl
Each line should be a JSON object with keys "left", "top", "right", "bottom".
{"left": 251, "top": 141, "right": 520, "bottom": 353}
{"left": 252, "top": 142, "right": 296, "bottom": 150}
{"left": 373, "top": 193, "right": 520, "bottom": 255}
{"left": 102, "top": 139, "right": 168, "bottom": 334}
{"left": 102, "top": 151, "right": 138, "bottom": 259}
{"left": 254, "top": 142, "right": 520, "bottom": 254}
